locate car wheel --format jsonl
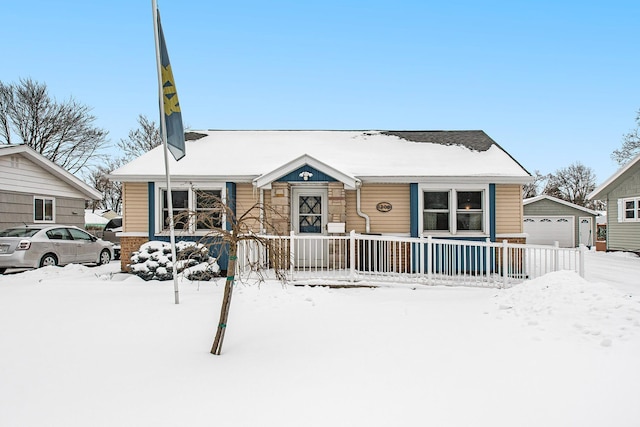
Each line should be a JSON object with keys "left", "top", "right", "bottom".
{"left": 98, "top": 249, "right": 111, "bottom": 265}
{"left": 39, "top": 253, "right": 58, "bottom": 268}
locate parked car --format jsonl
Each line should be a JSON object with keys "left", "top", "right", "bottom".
{"left": 0, "top": 225, "right": 114, "bottom": 274}
{"left": 101, "top": 217, "right": 122, "bottom": 260}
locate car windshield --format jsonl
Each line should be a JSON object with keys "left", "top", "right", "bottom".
{"left": 0, "top": 228, "right": 42, "bottom": 237}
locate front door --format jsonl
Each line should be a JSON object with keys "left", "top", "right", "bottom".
{"left": 292, "top": 187, "right": 328, "bottom": 268}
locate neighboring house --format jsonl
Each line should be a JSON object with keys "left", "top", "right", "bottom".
{"left": 109, "top": 130, "right": 532, "bottom": 270}
{"left": 588, "top": 153, "right": 640, "bottom": 253}
{"left": 523, "top": 195, "right": 598, "bottom": 248}
{"left": 0, "top": 145, "right": 102, "bottom": 230}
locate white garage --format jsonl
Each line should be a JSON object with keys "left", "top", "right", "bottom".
{"left": 523, "top": 216, "right": 574, "bottom": 247}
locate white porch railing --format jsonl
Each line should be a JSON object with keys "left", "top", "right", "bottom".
{"left": 236, "top": 231, "right": 586, "bottom": 288}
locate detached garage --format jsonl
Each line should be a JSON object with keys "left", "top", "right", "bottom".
{"left": 523, "top": 195, "right": 598, "bottom": 248}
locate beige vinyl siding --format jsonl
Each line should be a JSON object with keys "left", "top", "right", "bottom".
{"left": 346, "top": 184, "right": 410, "bottom": 234}
{"left": 235, "top": 183, "right": 262, "bottom": 233}
{"left": 495, "top": 184, "right": 523, "bottom": 234}
{"left": 123, "top": 182, "right": 148, "bottom": 232}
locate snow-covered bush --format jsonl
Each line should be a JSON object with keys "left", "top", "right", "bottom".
{"left": 128, "top": 241, "right": 220, "bottom": 281}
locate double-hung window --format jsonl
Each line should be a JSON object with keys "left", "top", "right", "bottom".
{"left": 159, "top": 187, "right": 224, "bottom": 233}
{"left": 422, "top": 188, "right": 486, "bottom": 234}
{"left": 621, "top": 197, "right": 640, "bottom": 222}
{"left": 34, "top": 197, "right": 54, "bottom": 222}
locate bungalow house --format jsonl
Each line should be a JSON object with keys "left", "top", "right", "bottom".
{"left": 0, "top": 145, "right": 102, "bottom": 230}
{"left": 523, "top": 195, "right": 598, "bottom": 248}
{"left": 109, "top": 130, "right": 532, "bottom": 271}
{"left": 588, "top": 153, "right": 640, "bottom": 253}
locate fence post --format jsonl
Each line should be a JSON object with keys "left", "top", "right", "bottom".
{"left": 290, "top": 230, "right": 296, "bottom": 279}
{"left": 427, "top": 235, "right": 433, "bottom": 285}
{"left": 349, "top": 230, "right": 356, "bottom": 282}
{"left": 553, "top": 241, "right": 560, "bottom": 272}
{"left": 485, "top": 238, "right": 491, "bottom": 283}
{"left": 502, "top": 240, "right": 508, "bottom": 288}
{"left": 579, "top": 244, "right": 586, "bottom": 278}
{"left": 418, "top": 234, "right": 424, "bottom": 278}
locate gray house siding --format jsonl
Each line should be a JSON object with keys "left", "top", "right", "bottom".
{"left": 0, "top": 190, "right": 86, "bottom": 230}
{"left": 606, "top": 171, "right": 640, "bottom": 252}
{"left": 524, "top": 198, "right": 596, "bottom": 247}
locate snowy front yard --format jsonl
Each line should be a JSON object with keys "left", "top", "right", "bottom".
{"left": 0, "top": 250, "right": 639, "bottom": 427}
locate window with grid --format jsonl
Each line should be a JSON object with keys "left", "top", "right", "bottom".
{"left": 299, "top": 195, "right": 322, "bottom": 233}
{"left": 623, "top": 197, "right": 640, "bottom": 221}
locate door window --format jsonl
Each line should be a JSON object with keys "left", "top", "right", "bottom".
{"left": 299, "top": 195, "right": 322, "bottom": 233}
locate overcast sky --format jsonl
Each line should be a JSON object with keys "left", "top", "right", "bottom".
{"left": 3, "top": 0, "right": 639, "bottom": 183}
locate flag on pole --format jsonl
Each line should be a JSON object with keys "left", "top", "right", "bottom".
{"left": 157, "top": 11, "right": 185, "bottom": 161}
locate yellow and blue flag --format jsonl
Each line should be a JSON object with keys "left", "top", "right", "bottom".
{"left": 157, "top": 11, "right": 185, "bottom": 161}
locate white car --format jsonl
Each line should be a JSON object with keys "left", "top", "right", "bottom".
{"left": 0, "top": 225, "right": 114, "bottom": 274}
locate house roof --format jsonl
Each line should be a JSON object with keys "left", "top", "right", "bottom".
{"left": 109, "top": 130, "right": 532, "bottom": 185}
{"left": 588, "top": 153, "right": 640, "bottom": 200}
{"left": 523, "top": 194, "right": 599, "bottom": 216}
{"left": 0, "top": 144, "right": 102, "bottom": 200}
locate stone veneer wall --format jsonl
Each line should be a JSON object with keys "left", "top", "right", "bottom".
{"left": 120, "top": 236, "right": 149, "bottom": 271}
{"left": 269, "top": 182, "right": 291, "bottom": 234}
{"left": 327, "top": 182, "right": 347, "bottom": 224}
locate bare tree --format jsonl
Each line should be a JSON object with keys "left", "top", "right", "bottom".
{"left": 174, "top": 191, "right": 288, "bottom": 355}
{"left": 0, "top": 78, "right": 108, "bottom": 174}
{"left": 117, "top": 114, "right": 162, "bottom": 159}
{"left": 522, "top": 170, "right": 548, "bottom": 199}
{"left": 612, "top": 109, "right": 640, "bottom": 165}
{"left": 544, "top": 162, "right": 597, "bottom": 208}
{"left": 86, "top": 157, "right": 125, "bottom": 213}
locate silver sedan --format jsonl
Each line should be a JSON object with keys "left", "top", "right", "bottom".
{"left": 0, "top": 225, "right": 114, "bottom": 274}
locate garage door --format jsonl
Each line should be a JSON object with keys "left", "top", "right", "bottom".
{"left": 523, "top": 216, "right": 574, "bottom": 247}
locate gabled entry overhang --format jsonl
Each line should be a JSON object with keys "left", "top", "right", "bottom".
{"left": 253, "top": 154, "right": 360, "bottom": 190}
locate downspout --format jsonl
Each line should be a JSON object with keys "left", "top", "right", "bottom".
{"left": 356, "top": 183, "right": 370, "bottom": 233}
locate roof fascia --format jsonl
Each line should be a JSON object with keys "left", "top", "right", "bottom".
{"left": 588, "top": 153, "right": 640, "bottom": 200}
{"left": 524, "top": 194, "right": 598, "bottom": 216}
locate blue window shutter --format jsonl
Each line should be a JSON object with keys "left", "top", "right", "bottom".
{"left": 489, "top": 184, "right": 496, "bottom": 241}
{"left": 226, "top": 182, "right": 236, "bottom": 231}
{"left": 410, "top": 183, "right": 418, "bottom": 237}
{"left": 148, "top": 182, "right": 155, "bottom": 237}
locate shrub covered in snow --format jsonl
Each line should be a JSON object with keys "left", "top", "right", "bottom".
{"left": 128, "top": 240, "right": 220, "bottom": 281}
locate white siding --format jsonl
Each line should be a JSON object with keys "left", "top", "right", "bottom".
{"left": 0, "top": 154, "right": 85, "bottom": 199}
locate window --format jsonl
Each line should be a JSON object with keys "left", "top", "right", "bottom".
{"left": 423, "top": 191, "right": 450, "bottom": 231}
{"left": 159, "top": 187, "right": 224, "bottom": 233}
{"left": 621, "top": 197, "right": 640, "bottom": 222}
{"left": 422, "top": 188, "right": 486, "bottom": 234}
{"left": 34, "top": 197, "right": 54, "bottom": 222}
{"left": 195, "top": 189, "right": 222, "bottom": 229}
{"left": 456, "top": 191, "right": 483, "bottom": 231}
{"left": 162, "top": 190, "right": 189, "bottom": 230}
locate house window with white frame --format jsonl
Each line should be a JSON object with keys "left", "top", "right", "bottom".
{"left": 622, "top": 197, "right": 640, "bottom": 222}
{"left": 160, "top": 187, "right": 224, "bottom": 233}
{"left": 422, "top": 188, "right": 485, "bottom": 234}
{"left": 34, "top": 197, "right": 54, "bottom": 222}
{"left": 195, "top": 189, "right": 223, "bottom": 229}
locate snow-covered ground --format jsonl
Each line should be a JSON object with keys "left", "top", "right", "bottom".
{"left": 0, "top": 250, "right": 639, "bottom": 427}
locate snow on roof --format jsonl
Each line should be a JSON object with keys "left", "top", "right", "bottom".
{"left": 110, "top": 130, "right": 531, "bottom": 183}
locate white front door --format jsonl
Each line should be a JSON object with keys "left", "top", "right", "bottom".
{"left": 579, "top": 217, "right": 593, "bottom": 247}
{"left": 292, "top": 187, "right": 328, "bottom": 268}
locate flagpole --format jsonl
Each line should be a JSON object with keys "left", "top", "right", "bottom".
{"left": 152, "top": 0, "right": 180, "bottom": 304}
